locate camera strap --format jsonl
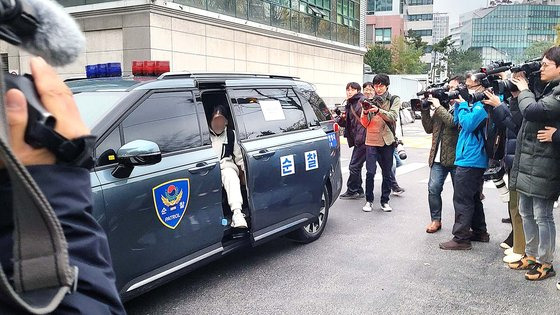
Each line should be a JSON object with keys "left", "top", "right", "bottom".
{"left": 349, "top": 101, "right": 361, "bottom": 125}
{"left": 0, "top": 68, "right": 76, "bottom": 314}
{"left": 386, "top": 95, "right": 399, "bottom": 141}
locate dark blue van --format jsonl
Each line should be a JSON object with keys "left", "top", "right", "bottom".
{"left": 67, "top": 73, "right": 342, "bottom": 300}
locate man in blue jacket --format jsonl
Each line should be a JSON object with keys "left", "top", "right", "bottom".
{"left": 440, "top": 77, "right": 489, "bottom": 250}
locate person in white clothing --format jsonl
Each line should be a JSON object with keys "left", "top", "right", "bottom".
{"left": 209, "top": 105, "right": 248, "bottom": 229}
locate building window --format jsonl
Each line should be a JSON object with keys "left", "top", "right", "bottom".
{"left": 413, "top": 29, "right": 432, "bottom": 37}
{"left": 337, "top": 0, "right": 359, "bottom": 29}
{"left": 406, "top": 14, "right": 433, "bottom": 21}
{"left": 366, "top": 0, "right": 392, "bottom": 14}
{"left": 300, "top": 0, "right": 331, "bottom": 20}
{"left": 407, "top": 0, "right": 432, "bottom": 5}
{"left": 375, "top": 28, "right": 392, "bottom": 44}
{"left": 57, "top": 0, "right": 361, "bottom": 45}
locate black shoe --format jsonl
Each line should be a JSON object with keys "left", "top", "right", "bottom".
{"left": 340, "top": 191, "right": 363, "bottom": 200}
{"left": 502, "top": 218, "right": 512, "bottom": 224}
{"left": 391, "top": 186, "right": 405, "bottom": 196}
{"left": 501, "top": 232, "right": 513, "bottom": 249}
{"left": 439, "top": 240, "right": 472, "bottom": 250}
{"left": 470, "top": 232, "right": 490, "bottom": 243}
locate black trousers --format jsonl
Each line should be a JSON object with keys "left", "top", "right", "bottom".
{"left": 346, "top": 144, "right": 366, "bottom": 194}
{"left": 452, "top": 166, "right": 487, "bottom": 243}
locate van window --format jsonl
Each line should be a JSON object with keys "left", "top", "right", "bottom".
{"left": 122, "top": 91, "right": 202, "bottom": 153}
{"left": 294, "top": 82, "right": 332, "bottom": 122}
{"left": 230, "top": 88, "right": 307, "bottom": 140}
{"left": 306, "top": 90, "right": 332, "bottom": 122}
{"left": 95, "top": 128, "right": 121, "bottom": 166}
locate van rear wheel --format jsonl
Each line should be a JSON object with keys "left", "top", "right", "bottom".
{"left": 288, "top": 186, "right": 330, "bottom": 243}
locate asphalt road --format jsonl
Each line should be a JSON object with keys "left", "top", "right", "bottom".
{"left": 125, "top": 121, "right": 560, "bottom": 314}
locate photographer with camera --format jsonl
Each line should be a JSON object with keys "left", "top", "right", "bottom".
{"left": 360, "top": 74, "right": 400, "bottom": 213}
{"left": 482, "top": 72, "right": 526, "bottom": 264}
{"left": 420, "top": 77, "right": 461, "bottom": 234}
{"left": 508, "top": 46, "right": 560, "bottom": 283}
{"left": 336, "top": 82, "right": 367, "bottom": 200}
{"left": 439, "top": 75, "right": 490, "bottom": 250}
{"left": 363, "top": 82, "right": 405, "bottom": 197}
{"left": 0, "top": 58, "right": 125, "bottom": 314}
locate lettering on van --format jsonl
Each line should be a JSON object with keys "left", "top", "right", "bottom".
{"left": 327, "top": 133, "right": 337, "bottom": 148}
{"left": 305, "top": 150, "right": 318, "bottom": 171}
{"left": 281, "top": 155, "right": 295, "bottom": 176}
{"left": 152, "top": 179, "right": 190, "bottom": 229}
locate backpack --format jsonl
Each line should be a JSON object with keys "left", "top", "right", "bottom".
{"left": 479, "top": 109, "right": 506, "bottom": 161}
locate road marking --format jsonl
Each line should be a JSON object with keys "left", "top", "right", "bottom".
{"left": 342, "top": 162, "right": 427, "bottom": 179}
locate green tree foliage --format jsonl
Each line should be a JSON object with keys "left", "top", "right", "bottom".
{"left": 391, "top": 35, "right": 425, "bottom": 74}
{"left": 405, "top": 29, "right": 428, "bottom": 51}
{"left": 431, "top": 36, "right": 455, "bottom": 81}
{"left": 364, "top": 44, "right": 392, "bottom": 74}
{"left": 447, "top": 48, "right": 483, "bottom": 77}
{"left": 363, "top": 34, "right": 427, "bottom": 75}
{"left": 524, "top": 41, "right": 555, "bottom": 61}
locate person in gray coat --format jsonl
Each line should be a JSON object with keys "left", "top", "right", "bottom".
{"left": 509, "top": 46, "right": 560, "bottom": 283}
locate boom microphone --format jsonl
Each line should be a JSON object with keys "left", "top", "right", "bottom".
{"left": 0, "top": 0, "right": 85, "bottom": 67}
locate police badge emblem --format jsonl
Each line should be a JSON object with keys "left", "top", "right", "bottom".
{"left": 152, "top": 179, "right": 190, "bottom": 229}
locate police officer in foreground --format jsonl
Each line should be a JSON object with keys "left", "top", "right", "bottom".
{"left": 0, "top": 57, "right": 125, "bottom": 314}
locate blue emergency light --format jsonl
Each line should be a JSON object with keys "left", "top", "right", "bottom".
{"left": 85, "top": 62, "right": 122, "bottom": 79}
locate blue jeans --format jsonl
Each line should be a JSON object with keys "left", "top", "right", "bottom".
{"left": 428, "top": 163, "right": 455, "bottom": 221}
{"left": 519, "top": 193, "right": 556, "bottom": 264}
{"left": 365, "top": 145, "right": 394, "bottom": 204}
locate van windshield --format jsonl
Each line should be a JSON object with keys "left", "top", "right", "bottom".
{"left": 74, "top": 92, "right": 128, "bottom": 128}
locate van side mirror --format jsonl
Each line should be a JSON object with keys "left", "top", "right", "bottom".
{"left": 112, "top": 140, "right": 162, "bottom": 178}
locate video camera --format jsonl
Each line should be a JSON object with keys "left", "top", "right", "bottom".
{"left": 470, "top": 58, "right": 544, "bottom": 98}
{"left": 410, "top": 82, "right": 450, "bottom": 111}
{"left": 410, "top": 80, "right": 487, "bottom": 111}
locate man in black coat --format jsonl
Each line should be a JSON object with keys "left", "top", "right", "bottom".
{"left": 510, "top": 46, "right": 560, "bottom": 283}
{"left": 0, "top": 57, "right": 125, "bottom": 314}
{"left": 336, "top": 82, "right": 367, "bottom": 199}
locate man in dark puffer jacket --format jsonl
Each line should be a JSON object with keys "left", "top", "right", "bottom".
{"left": 336, "top": 82, "right": 367, "bottom": 199}
{"left": 510, "top": 46, "right": 560, "bottom": 283}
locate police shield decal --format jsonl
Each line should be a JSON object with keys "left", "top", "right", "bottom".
{"left": 152, "top": 179, "right": 190, "bottom": 229}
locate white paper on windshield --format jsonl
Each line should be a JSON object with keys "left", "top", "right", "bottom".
{"left": 259, "top": 100, "right": 286, "bottom": 121}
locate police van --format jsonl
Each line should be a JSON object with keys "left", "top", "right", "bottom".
{"left": 67, "top": 62, "right": 343, "bottom": 300}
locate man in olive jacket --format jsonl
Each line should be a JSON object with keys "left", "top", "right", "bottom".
{"left": 509, "top": 46, "right": 560, "bottom": 283}
{"left": 421, "top": 90, "right": 459, "bottom": 234}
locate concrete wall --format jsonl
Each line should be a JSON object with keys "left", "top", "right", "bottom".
{"left": 3, "top": 2, "right": 365, "bottom": 107}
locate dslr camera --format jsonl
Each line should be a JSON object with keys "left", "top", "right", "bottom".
{"left": 362, "top": 95, "right": 384, "bottom": 111}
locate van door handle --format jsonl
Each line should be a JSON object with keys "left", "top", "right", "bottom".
{"left": 252, "top": 150, "right": 275, "bottom": 160}
{"left": 188, "top": 162, "right": 217, "bottom": 174}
